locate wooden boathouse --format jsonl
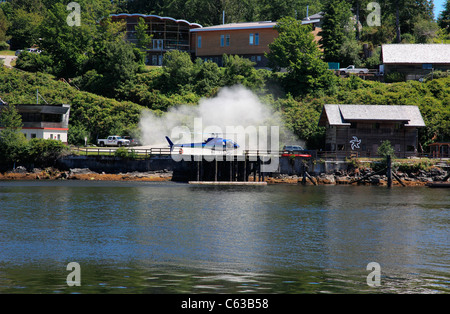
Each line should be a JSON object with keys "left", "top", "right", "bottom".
{"left": 318, "top": 104, "right": 425, "bottom": 158}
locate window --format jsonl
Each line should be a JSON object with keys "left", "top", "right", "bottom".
{"left": 249, "top": 33, "right": 254, "bottom": 45}
{"left": 31, "top": 134, "right": 36, "bottom": 139}
{"left": 220, "top": 35, "right": 224, "bottom": 47}
{"left": 153, "top": 39, "right": 163, "bottom": 50}
{"left": 256, "top": 55, "right": 261, "bottom": 62}
{"left": 198, "top": 36, "right": 202, "bottom": 48}
{"left": 226, "top": 34, "right": 230, "bottom": 46}
{"left": 422, "top": 63, "right": 432, "bottom": 69}
{"left": 255, "top": 33, "right": 259, "bottom": 45}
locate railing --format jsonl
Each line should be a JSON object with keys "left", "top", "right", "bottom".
{"left": 73, "top": 146, "right": 172, "bottom": 158}
{"left": 316, "top": 151, "right": 436, "bottom": 160}
{"left": 72, "top": 147, "right": 314, "bottom": 159}
{"left": 72, "top": 147, "right": 442, "bottom": 161}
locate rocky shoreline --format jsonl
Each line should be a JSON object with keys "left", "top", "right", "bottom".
{"left": 1, "top": 166, "right": 448, "bottom": 187}
{"left": 267, "top": 166, "right": 449, "bottom": 186}
{"left": 0, "top": 167, "right": 173, "bottom": 182}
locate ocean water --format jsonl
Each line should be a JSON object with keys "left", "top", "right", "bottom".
{"left": 0, "top": 181, "right": 448, "bottom": 294}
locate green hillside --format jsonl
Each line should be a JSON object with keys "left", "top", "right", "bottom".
{"left": 0, "top": 66, "right": 449, "bottom": 151}
{"left": 0, "top": 67, "right": 144, "bottom": 145}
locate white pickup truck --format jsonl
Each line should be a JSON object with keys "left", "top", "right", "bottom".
{"left": 339, "top": 65, "right": 369, "bottom": 74}
{"left": 97, "top": 136, "right": 130, "bottom": 147}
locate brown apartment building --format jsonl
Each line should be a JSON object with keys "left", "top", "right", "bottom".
{"left": 110, "top": 14, "right": 202, "bottom": 66}
{"left": 111, "top": 13, "right": 322, "bottom": 67}
{"left": 190, "top": 21, "right": 278, "bottom": 67}
{"left": 190, "top": 19, "right": 322, "bottom": 67}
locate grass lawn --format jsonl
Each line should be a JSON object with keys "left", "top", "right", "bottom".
{"left": 0, "top": 50, "right": 17, "bottom": 56}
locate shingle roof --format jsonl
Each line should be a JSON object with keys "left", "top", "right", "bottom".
{"left": 302, "top": 12, "right": 323, "bottom": 21}
{"left": 382, "top": 44, "right": 450, "bottom": 64}
{"left": 318, "top": 104, "right": 425, "bottom": 127}
{"left": 190, "top": 21, "right": 277, "bottom": 32}
{"left": 190, "top": 19, "right": 320, "bottom": 32}
{"left": 110, "top": 14, "right": 203, "bottom": 29}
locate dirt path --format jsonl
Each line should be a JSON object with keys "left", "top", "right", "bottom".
{"left": 0, "top": 55, "right": 18, "bottom": 68}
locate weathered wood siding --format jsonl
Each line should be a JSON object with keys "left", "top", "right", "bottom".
{"left": 325, "top": 121, "right": 419, "bottom": 157}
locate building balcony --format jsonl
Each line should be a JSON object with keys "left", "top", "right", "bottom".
{"left": 22, "top": 122, "right": 67, "bottom": 129}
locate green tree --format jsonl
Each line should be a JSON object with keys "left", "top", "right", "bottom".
{"left": 319, "top": 0, "right": 353, "bottom": 62}
{"left": 77, "top": 17, "right": 142, "bottom": 97}
{"left": 413, "top": 18, "right": 439, "bottom": 43}
{"left": 161, "top": 50, "right": 195, "bottom": 92}
{"left": 386, "top": 0, "right": 435, "bottom": 43}
{"left": 438, "top": 0, "right": 450, "bottom": 32}
{"left": 267, "top": 16, "right": 337, "bottom": 95}
{"left": 39, "top": 3, "right": 92, "bottom": 78}
{"left": 135, "top": 17, "right": 153, "bottom": 50}
{"left": 193, "top": 59, "right": 224, "bottom": 94}
{"left": 7, "top": 8, "right": 43, "bottom": 50}
{"left": 0, "top": 103, "right": 28, "bottom": 167}
{"left": 222, "top": 54, "right": 264, "bottom": 89}
{"left": 68, "top": 124, "right": 90, "bottom": 146}
{"left": 0, "top": 7, "right": 10, "bottom": 44}
{"left": 259, "top": 0, "right": 322, "bottom": 22}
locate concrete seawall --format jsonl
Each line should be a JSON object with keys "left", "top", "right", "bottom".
{"left": 278, "top": 157, "right": 349, "bottom": 176}
{"left": 57, "top": 155, "right": 351, "bottom": 176}
{"left": 5, "top": 155, "right": 444, "bottom": 186}
{"left": 57, "top": 155, "right": 177, "bottom": 173}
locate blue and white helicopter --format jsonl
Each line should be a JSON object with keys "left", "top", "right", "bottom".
{"left": 165, "top": 133, "right": 240, "bottom": 152}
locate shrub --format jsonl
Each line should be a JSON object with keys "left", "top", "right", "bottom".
{"left": 0, "top": 41, "right": 9, "bottom": 50}
{"left": 396, "top": 160, "right": 433, "bottom": 174}
{"left": 377, "top": 140, "right": 396, "bottom": 159}
{"left": 114, "top": 147, "right": 137, "bottom": 160}
{"left": 68, "top": 124, "right": 90, "bottom": 146}
{"left": 385, "top": 72, "right": 405, "bottom": 83}
{"left": 27, "top": 138, "right": 68, "bottom": 167}
{"left": 15, "top": 51, "right": 53, "bottom": 73}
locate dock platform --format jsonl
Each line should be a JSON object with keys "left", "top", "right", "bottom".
{"left": 188, "top": 181, "right": 267, "bottom": 186}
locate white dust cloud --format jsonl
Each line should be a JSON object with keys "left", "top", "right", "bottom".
{"left": 139, "top": 85, "right": 303, "bottom": 150}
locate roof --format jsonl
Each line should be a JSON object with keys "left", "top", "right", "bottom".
{"left": 190, "top": 19, "right": 319, "bottom": 32}
{"left": 382, "top": 44, "right": 450, "bottom": 64}
{"left": 318, "top": 104, "right": 425, "bottom": 127}
{"left": 0, "top": 104, "right": 70, "bottom": 115}
{"left": 109, "top": 14, "right": 202, "bottom": 29}
{"left": 302, "top": 12, "right": 323, "bottom": 21}
{"left": 190, "top": 21, "right": 277, "bottom": 32}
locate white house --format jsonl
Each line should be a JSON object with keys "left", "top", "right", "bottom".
{"left": 0, "top": 104, "right": 71, "bottom": 143}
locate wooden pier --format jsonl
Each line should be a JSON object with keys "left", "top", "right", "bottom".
{"left": 172, "top": 154, "right": 273, "bottom": 183}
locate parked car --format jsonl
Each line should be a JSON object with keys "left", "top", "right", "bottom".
{"left": 123, "top": 136, "right": 141, "bottom": 146}
{"left": 283, "top": 145, "right": 304, "bottom": 153}
{"left": 97, "top": 136, "right": 130, "bottom": 147}
{"left": 26, "top": 48, "right": 41, "bottom": 53}
{"left": 282, "top": 145, "right": 311, "bottom": 157}
{"left": 339, "top": 65, "right": 369, "bottom": 74}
